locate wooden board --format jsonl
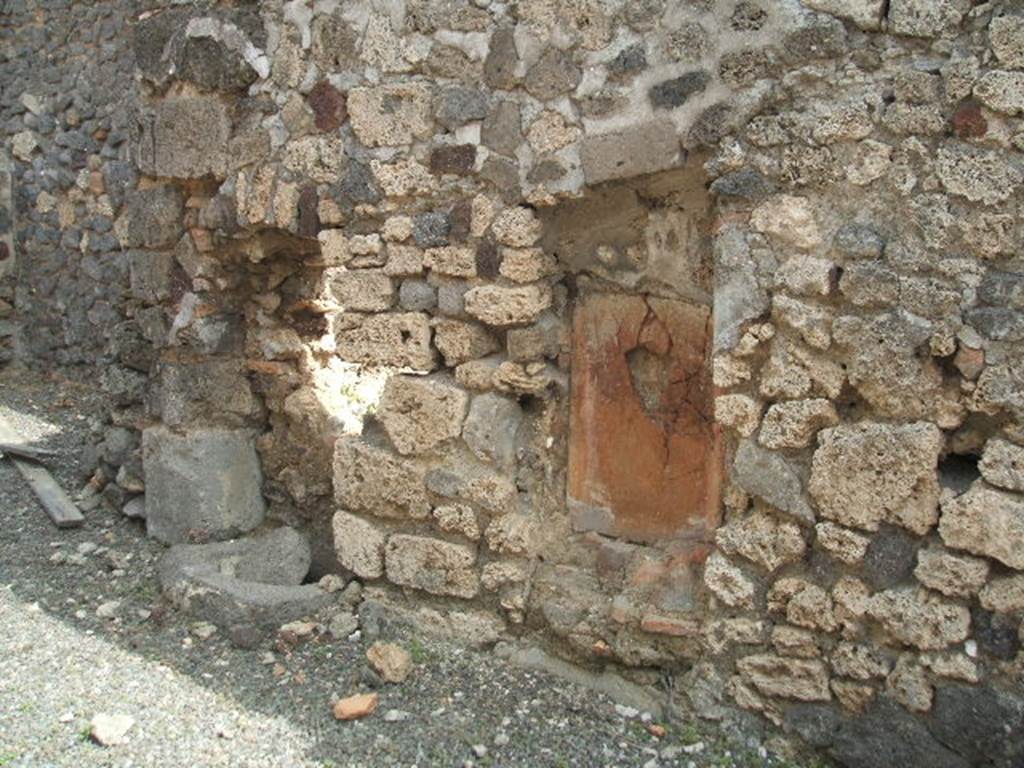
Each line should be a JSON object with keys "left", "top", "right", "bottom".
{"left": 0, "top": 413, "right": 84, "bottom": 528}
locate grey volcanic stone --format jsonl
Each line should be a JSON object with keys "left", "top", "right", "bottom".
{"left": 732, "top": 440, "right": 814, "bottom": 525}
{"left": 928, "top": 683, "right": 1024, "bottom": 768}
{"left": 114, "top": 185, "right": 183, "bottom": 249}
{"left": 649, "top": 71, "right": 709, "bottom": 109}
{"left": 862, "top": 526, "right": 919, "bottom": 589}
{"left": 159, "top": 527, "right": 333, "bottom": 648}
{"left": 143, "top": 426, "right": 266, "bottom": 544}
{"left": 134, "top": 95, "right": 232, "bottom": 179}
{"left": 830, "top": 698, "right": 969, "bottom": 768}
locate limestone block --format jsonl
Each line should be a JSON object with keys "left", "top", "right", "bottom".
{"left": 715, "top": 510, "right": 806, "bottom": 572}
{"left": 831, "top": 643, "right": 891, "bottom": 680}
{"left": 333, "top": 510, "right": 387, "bottom": 578}
{"left": 424, "top": 246, "right": 476, "bottom": 278}
{"left": 143, "top": 426, "right": 265, "bottom": 544}
{"left": 333, "top": 437, "right": 431, "bottom": 519}
{"left": 979, "top": 438, "right": 1024, "bottom": 492}
{"left": 433, "top": 504, "right": 481, "bottom": 540}
{"left": 425, "top": 462, "right": 517, "bottom": 516}
{"left": 432, "top": 319, "right": 499, "bottom": 367}
{"left": 464, "top": 284, "right": 551, "bottom": 326}
{"left": 979, "top": 575, "right": 1024, "bottom": 613}
{"left": 324, "top": 268, "right": 394, "bottom": 311}
{"left": 704, "top": 551, "right": 755, "bottom": 608}
{"left": 385, "top": 534, "right": 479, "bottom": 598}
{"left": 809, "top": 422, "right": 942, "bottom": 534}
{"left": 499, "top": 247, "right": 559, "bottom": 283}
{"left": 865, "top": 589, "right": 971, "bottom": 650}
{"left": 801, "top": 0, "right": 885, "bottom": 30}
{"left": 348, "top": 83, "right": 433, "bottom": 147}
{"left": 580, "top": 120, "right": 681, "bottom": 184}
{"left": 715, "top": 394, "right": 763, "bottom": 437}
{"left": 914, "top": 548, "right": 990, "bottom": 597}
{"left": 937, "top": 143, "right": 1022, "bottom": 205}
{"left": 973, "top": 70, "right": 1024, "bottom": 116}
{"left": 377, "top": 375, "right": 469, "bottom": 456}
{"left": 736, "top": 654, "right": 831, "bottom": 702}
{"left": 939, "top": 483, "right": 1024, "bottom": 569}
{"left": 758, "top": 399, "right": 839, "bottom": 449}
{"left": 750, "top": 195, "right": 821, "bottom": 250}
{"left": 491, "top": 207, "right": 542, "bottom": 247}
{"left": 991, "top": 13, "right": 1024, "bottom": 68}
{"left": 134, "top": 95, "right": 231, "bottom": 179}
{"left": 815, "top": 522, "right": 870, "bottom": 564}
{"left": 888, "top": 0, "right": 968, "bottom": 38}
{"left": 333, "top": 312, "right": 436, "bottom": 370}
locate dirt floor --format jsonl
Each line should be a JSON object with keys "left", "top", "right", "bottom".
{"left": 0, "top": 365, "right": 827, "bottom": 768}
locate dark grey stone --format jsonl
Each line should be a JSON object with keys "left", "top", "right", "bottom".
{"left": 609, "top": 44, "right": 647, "bottom": 77}
{"left": 481, "top": 99, "right": 522, "bottom": 157}
{"left": 435, "top": 86, "right": 488, "bottom": 130}
{"left": 483, "top": 26, "right": 518, "bottom": 90}
{"left": 966, "top": 307, "right": 1024, "bottom": 341}
{"left": 399, "top": 280, "right": 437, "bottom": 311}
{"left": 971, "top": 607, "right": 1021, "bottom": 660}
{"left": 833, "top": 223, "right": 885, "bottom": 260}
{"left": 830, "top": 698, "right": 970, "bottom": 768}
{"left": 525, "top": 48, "right": 581, "bottom": 101}
{"left": 649, "top": 71, "right": 710, "bottom": 109}
{"left": 978, "top": 269, "right": 1024, "bottom": 309}
{"left": 159, "top": 527, "right": 333, "bottom": 647}
{"left": 783, "top": 16, "right": 847, "bottom": 62}
{"left": 413, "top": 211, "right": 451, "bottom": 247}
{"left": 710, "top": 168, "right": 775, "bottom": 200}
{"left": 143, "top": 425, "right": 266, "bottom": 545}
{"left": 928, "top": 683, "right": 1024, "bottom": 767}
{"left": 731, "top": 439, "right": 814, "bottom": 525}
{"left": 862, "top": 525, "right": 919, "bottom": 590}
{"left": 114, "top": 185, "right": 183, "bottom": 249}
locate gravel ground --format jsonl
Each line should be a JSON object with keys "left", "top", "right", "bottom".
{"left": 0, "top": 365, "right": 828, "bottom": 768}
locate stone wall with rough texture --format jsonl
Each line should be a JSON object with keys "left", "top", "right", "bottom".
{"left": 5, "top": 1, "right": 1024, "bottom": 765}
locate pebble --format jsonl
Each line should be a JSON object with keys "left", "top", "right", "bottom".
{"left": 383, "top": 709, "right": 412, "bottom": 722}
{"left": 95, "top": 600, "right": 120, "bottom": 619}
{"left": 279, "top": 620, "right": 317, "bottom": 638}
{"left": 89, "top": 713, "right": 134, "bottom": 746}
{"left": 328, "top": 610, "right": 359, "bottom": 639}
{"left": 494, "top": 731, "right": 510, "bottom": 747}
{"left": 77, "top": 542, "right": 98, "bottom": 556}
{"left": 191, "top": 622, "right": 218, "bottom": 640}
{"left": 614, "top": 704, "right": 639, "bottom": 718}
{"left": 471, "top": 744, "right": 488, "bottom": 758}
{"left": 366, "top": 642, "right": 413, "bottom": 683}
{"left": 332, "top": 692, "right": 379, "bottom": 720}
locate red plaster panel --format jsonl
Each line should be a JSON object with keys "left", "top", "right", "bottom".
{"left": 568, "top": 293, "right": 721, "bottom": 544}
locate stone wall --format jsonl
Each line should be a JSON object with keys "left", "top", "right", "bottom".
{"left": 5, "top": 0, "right": 1024, "bottom": 765}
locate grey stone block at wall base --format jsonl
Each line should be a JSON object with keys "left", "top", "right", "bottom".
{"left": 159, "top": 527, "right": 334, "bottom": 648}
{"left": 142, "top": 426, "right": 266, "bottom": 545}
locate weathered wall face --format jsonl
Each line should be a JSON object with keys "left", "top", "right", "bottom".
{"left": 5, "top": 0, "right": 1024, "bottom": 764}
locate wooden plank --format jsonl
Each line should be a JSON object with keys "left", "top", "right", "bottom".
{"left": 0, "top": 441, "right": 60, "bottom": 461}
{"left": 0, "top": 413, "right": 84, "bottom": 528}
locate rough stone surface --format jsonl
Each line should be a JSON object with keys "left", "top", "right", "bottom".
{"left": 914, "top": 548, "right": 990, "bottom": 598}
{"left": 462, "top": 393, "right": 523, "bottom": 471}
{"left": 143, "top": 427, "right": 266, "bottom": 545}
{"left": 979, "top": 438, "right": 1024, "bottom": 492}
{"left": 939, "top": 483, "right": 1024, "bottom": 569}
{"left": 736, "top": 654, "right": 831, "bottom": 701}
{"left": 732, "top": 440, "right": 814, "bottom": 525}
{"left": 377, "top": 375, "right": 469, "bottom": 456}
{"left": 809, "top": 422, "right": 942, "bottom": 534}
{"left": 866, "top": 589, "right": 971, "bottom": 650}
{"left": 759, "top": 399, "right": 839, "bottom": 449}
{"left": 385, "top": 535, "right": 479, "bottom": 598}
{"left": 716, "top": 510, "right": 806, "bottom": 572}
{"left": 332, "top": 510, "right": 387, "bottom": 578}
{"left": 463, "top": 284, "right": 551, "bottom": 327}
{"left": 333, "top": 438, "right": 431, "bottom": 520}
{"left": 333, "top": 313, "right": 436, "bottom": 370}
{"left": 135, "top": 95, "right": 232, "bottom": 179}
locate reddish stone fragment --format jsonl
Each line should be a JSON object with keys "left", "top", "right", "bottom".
{"left": 568, "top": 294, "right": 721, "bottom": 544}
{"left": 640, "top": 614, "right": 702, "bottom": 637}
{"left": 429, "top": 144, "right": 477, "bottom": 176}
{"left": 308, "top": 80, "right": 347, "bottom": 132}
{"left": 332, "top": 692, "right": 379, "bottom": 720}
{"left": 296, "top": 185, "right": 319, "bottom": 238}
{"left": 952, "top": 100, "right": 987, "bottom": 139}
